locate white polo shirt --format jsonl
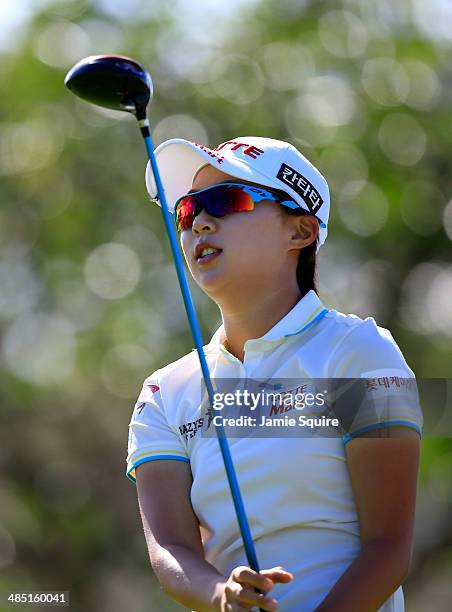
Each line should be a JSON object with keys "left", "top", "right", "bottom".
{"left": 126, "top": 290, "right": 422, "bottom": 612}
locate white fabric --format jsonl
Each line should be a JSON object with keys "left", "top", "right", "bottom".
{"left": 126, "top": 291, "right": 422, "bottom": 611}
{"left": 145, "top": 136, "right": 330, "bottom": 248}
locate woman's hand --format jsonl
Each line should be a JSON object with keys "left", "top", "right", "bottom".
{"left": 216, "top": 565, "right": 293, "bottom": 611}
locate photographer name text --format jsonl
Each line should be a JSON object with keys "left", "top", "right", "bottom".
{"left": 211, "top": 414, "right": 339, "bottom": 428}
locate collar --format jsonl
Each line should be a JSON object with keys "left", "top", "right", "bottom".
{"left": 204, "top": 290, "right": 329, "bottom": 354}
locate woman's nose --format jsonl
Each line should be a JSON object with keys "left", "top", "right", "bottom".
{"left": 191, "top": 209, "right": 216, "bottom": 234}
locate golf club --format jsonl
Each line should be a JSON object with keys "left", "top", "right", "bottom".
{"left": 65, "top": 55, "right": 266, "bottom": 606}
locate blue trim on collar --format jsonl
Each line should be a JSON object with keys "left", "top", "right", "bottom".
{"left": 283, "top": 308, "right": 329, "bottom": 338}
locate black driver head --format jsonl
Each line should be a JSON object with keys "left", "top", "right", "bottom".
{"left": 64, "top": 55, "right": 153, "bottom": 118}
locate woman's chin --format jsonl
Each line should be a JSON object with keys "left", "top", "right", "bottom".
{"left": 193, "top": 264, "right": 239, "bottom": 298}
{"left": 191, "top": 257, "right": 257, "bottom": 299}
{"left": 194, "top": 271, "right": 227, "bottom": 297}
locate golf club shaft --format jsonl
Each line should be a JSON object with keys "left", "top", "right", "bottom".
{"left": 64, "top": 55, "right": 264, "bottom": 610}
{"left": 138, "top": 117, "right": 266, "bottom": 599}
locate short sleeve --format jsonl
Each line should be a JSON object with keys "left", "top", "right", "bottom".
{"left": 329, "top": 318, "right": 423, "bottom": 444}
{"left": 126, "top": 372, "right": 190, "bottom": 483}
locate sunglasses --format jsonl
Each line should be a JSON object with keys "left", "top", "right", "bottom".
{"left": 174, "top": 182, "right": 300, "bottom": 232}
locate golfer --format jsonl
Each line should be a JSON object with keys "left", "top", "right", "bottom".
{"left": 126, "top": 137, "right": 422, "bottom": 611}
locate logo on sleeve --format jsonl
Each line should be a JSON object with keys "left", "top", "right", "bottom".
{"left": 136, "top": 402, "right": 146, "bottom": 415}
{"left": 277, "top": 163, "right": 324, "bottom": 214}
{"left": 179, "top": 418, "right": 205, "bottom": 441}
{"left": 146, "top": 383, "right": 160, "bottom": 393}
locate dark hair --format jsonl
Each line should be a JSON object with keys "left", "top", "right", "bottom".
{"left": 238, "top": 180, "right": 319, "bottom": 297}
{"left": 283, "top": 207, "right": 318, "bottom": 297}
{"left": 266, "top": 186, "right": 318, "bottom": 297}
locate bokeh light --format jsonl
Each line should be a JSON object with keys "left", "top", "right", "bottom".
{"left": 209, "top": 54, "right": 264, "bottom": 105}
{"left": 378, "top": 112, "right": 427, "bottom": 166}
{"left": 443, "top": 200, "right": 452, "bottom": 241}
{"left": 80, "top": 18, "right": 125, "bottom": 53}
{"left": 285, "top": 95, "right": 337, "bottom": 147}
{"left": 112, "top": 225, "right": 165, "bottom": 265}
{"left": 23, "top": 168, "right": 74, "bottom": 220}
{"left": 402, "top": 60, "right": 442, "bottom": 111}
{"left": 361, "top": 58, "right": 409, "bottom": 107}
{"left": 0, "top": 255, "right": 43, "bottom": 319}
{"left": 0, "top": 209, "right": 40, "bottom": 259}
{"left": 400, "top": 181, "right": 446, "bottom": 236}
{"left": 3, "top": 313, "right": 77, "bottom": 384}
{"left": 261, "top": 42, "right": 315, "bottom": 91}
{"left": 33, "top": 20, "right": 91, "bottom": 68}
{"left": 338, "top": 181, "right": 389, "bottom": 237}
{"left": 411, "top": 0, "right": 452, "bottom": 45}
{"left": 45, "top": 0, "right": 90, "bottom": 20}
{"left": 318, "top": 144, "right": 369, "bottom": 195}
{"left": 299, "top": 75, "right": 356, "bottom": 128}
{"left": 318, "top": 10, "right": 368, "bottom": 59}
{"left": 399, "top": 262, "right": 452, "bottom": 338}
{"left": 152, "top": 114, "right": 209, "bottom": 146}
{"left": 84, "top": 243, "right": 142, "bottom": 300}
{"left": 318, "top": 244, "right": 392, "bottom": 321}
{"left": 143, "top": 264, "right": 191, "bottom": 334}
{"left": 154, "top": 27, "right": 215, "bottom": 84}
{"left": 0, "top": 118, "right": 64, "bottom": 175}
{"left": 100, "top": 343, "right": 153, "bottom": 398}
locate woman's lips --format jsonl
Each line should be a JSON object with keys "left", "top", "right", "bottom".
{"left": 197, "top": 250, "right": 222, "bottom": 265}
{"left": 194, "top": 242, "right": 222, "bottom": 259}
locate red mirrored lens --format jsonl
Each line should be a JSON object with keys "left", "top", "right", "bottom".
{"left": 175, "top": 196, "right": 197, "bottom": 231}
{"left": 175, "top": 185, "right": 255, "bottom": 231}
{"left": 225, "top": 187, "right": 254, "bottom": 212}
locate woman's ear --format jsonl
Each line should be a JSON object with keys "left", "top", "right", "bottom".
{"left": 289, "top": 215, "right": 319, "bottom": 250}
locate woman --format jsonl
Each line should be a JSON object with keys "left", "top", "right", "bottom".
{"left": 126, "top": 137, "right": 422, "bottom": 611}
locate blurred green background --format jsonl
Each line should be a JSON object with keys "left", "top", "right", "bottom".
{"left": 0, "top": 0, "right": 451, "bottom": 610}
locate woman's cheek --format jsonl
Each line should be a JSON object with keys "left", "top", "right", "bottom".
{"left": 180, "top": 234, "right": 192, "bottom": 265}
{"left": 235, "top": 232, "right": 267, "bottom": 264}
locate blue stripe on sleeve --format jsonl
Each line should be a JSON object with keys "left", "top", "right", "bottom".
{"left": 126, "top": 454, "right": 191, "bottom": 483}
{"left": 343, "top": 420, "right": 422, "bottom": 445}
